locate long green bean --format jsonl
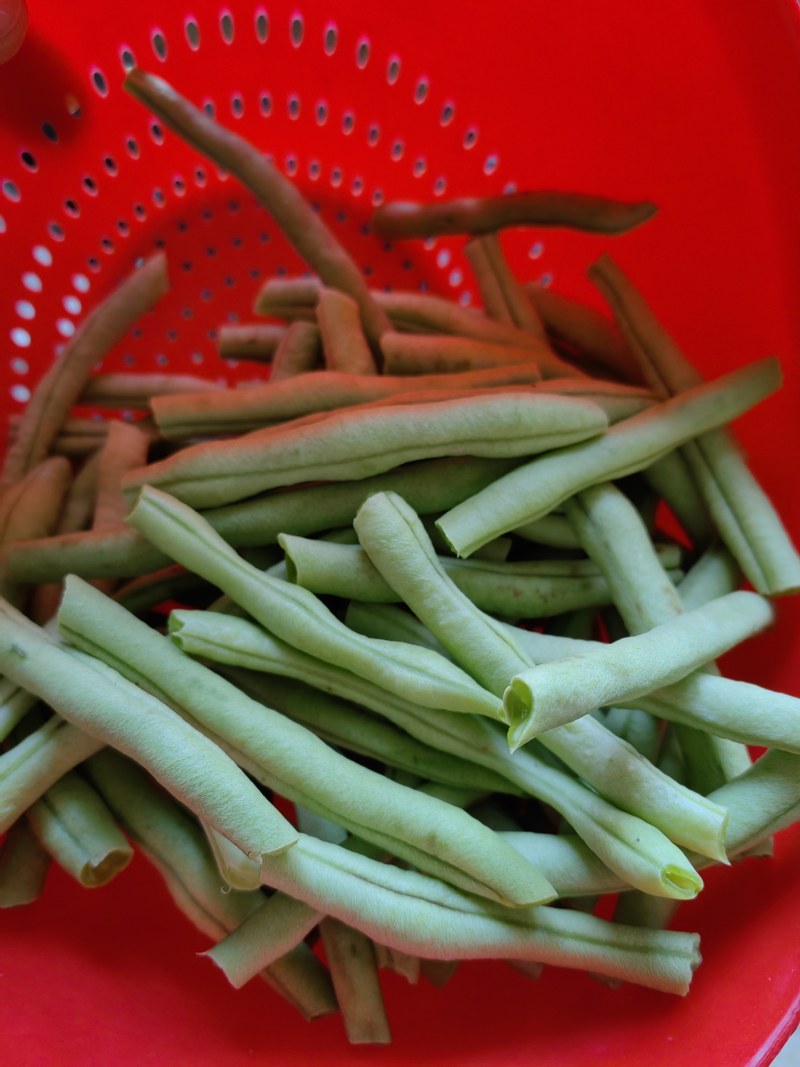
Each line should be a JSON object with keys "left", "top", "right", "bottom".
{"left": 437, "top": 356, "right": 780, "bottom": 557}
{"left": 122, "top": 389, "right": 609, "bottom": 509}
{"left": 590, "top": 255, "right": 800, "bottom": 595}
{"left": 231, "top": 832, "right": 701, "bottom": 994}
{"left": 281, "top": 531, "right": 666, "bottom": 619}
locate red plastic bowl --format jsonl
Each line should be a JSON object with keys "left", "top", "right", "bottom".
{"left": 1, "top": 2, "right": 799, "bottom": 1064}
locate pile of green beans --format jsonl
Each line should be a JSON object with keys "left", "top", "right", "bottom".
{"left": 0, "top": 63, "right": 799, "bottom": 1050}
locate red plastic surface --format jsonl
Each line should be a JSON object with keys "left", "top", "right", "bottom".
{"left": 1, "top": 1, "right": 799, "bottom": 1063}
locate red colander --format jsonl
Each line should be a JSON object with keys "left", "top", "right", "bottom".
{"left": 1, "top": 1, "right": 800, "bottom": 1064}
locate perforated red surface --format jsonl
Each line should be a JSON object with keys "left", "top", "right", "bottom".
{"left": 1, "top": 1, "right": 799, "bottom": 1063}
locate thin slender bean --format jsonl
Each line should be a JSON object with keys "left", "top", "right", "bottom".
{"left": 342, "top": 596, "right": 726, "bottom": 866}
{"left": 565, "top": 482, "right": 752, "bottom": 792}
{"left": 255, "top": 278, "right": 559, "bottom": 353}
{"left": 175, "top": 609, "right": 707, "bottom": 896}
{"left": 473, "top": 233, "right": 546, "bottom": 335}
{"left": 253, "top": 277, "right": 321, "bottom": 318}
{"left": 93, "top": 421, "right": 152, "bottom": 530}
{"left": 437, "top": 356, "right": 780, "bottom": 557}
{"left": 642, "top": 450, "right": 714, "bottom": 547}
{"left": 2, "top": 253, "right": 168, "bottom": 485}
{"left": 128, "top": 488, "right": 504, "bottom": 720}
{"left": 280, "top": 530, "right": 670, "bottom": 618}
{"left": 678, "top": 545, "right": 742, "bottom": 610}
{"left": 372, "top": 191, "right": 658, "bottom": 239}
{"left": 590, "top": 255, "right": 800, "bottom": 595}
{"left": 217, "top": 666, "right": 515, "bottom": 795}
{"left": 125, "top": 69, "right": 391, "bottom": 351}
{"left": 151, "top": 364, "right": 546, "bottom": 439}
{"left": 380, "top": 331, "right": 539, "bottom": 375}
{"left": 524, "top": 283, "right": 643, "bottom": 383}
{"left": 0, "top": 457, "right": 72, "bottom": 545}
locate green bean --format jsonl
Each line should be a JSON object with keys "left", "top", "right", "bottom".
{"left": 2, "top": 252, "right": 168, "bottom": 486}
{"left": 253, "top": 277, "right": 321, "bottom": 319}
{"left": 87, "top": 750, "right": 335, "bottom": 1020}
{"left": 642, "top": 451, "right": 714, "bottom": 546}
{"left": 269, "top": 321, "right": 323, "bottom": 381}
{"left": 503, "top": 590, "right": 773, "bottom": 744}
{"left": 0, "top": 713, "right": 104, "bottom": 834}
{"left": 463, "top": 236, "right": 553, "bottom": 355}
{"left": 122, "top": 389, "right": 609, "bottom": 509}
{"left": 128, "top": 488, "right": 503, "bottom": 721}
{"left": 81, "top": 372, "right": 223, "bottom": 410}
{"left": 0, "top": 674, "right": 38, "bottom": 742}
{"left": 151, "top": 364, "right": 546, "bottom": 440}
{"left": 26, "top": 770, "right": 133, "bottom": 888}
{"left": 217, "top": 324, "right": 286, "bottom": 362}
{"left": 590, "top": 255, "right": 800, "bottom": 595}
{"left": 344, "top": 601, "right": 449, "bottom": 653}
{"left": 379, "top": 331, "right": 541, "bottom": 375}
{"left": 219, "top": 667, "right": 515, "bottom": 795}
{"left": 225, "top": 832, "right": 702, "bottom": 994}
{"left": 0, "top": 598, "right": 297, "bottom": 860}
{"left": 372, "top": 191, "right": 658, "bottom": 239}
{"left": 633, "top": 674, "right": 800, "bottom": 755}
{"left": 0, "top": 456, "right": 72, "bottom": 546}
{"left": 353, "top": 491, "right": 540, "bottom": 695}
{"left": 0, "top": 820, "right": 51, "bottom": 908}
{"left": 254, "top": 279, "right": 548, "bottom": 353}
{"left": 678, "top": 545, "right": 742, "bottom": 610}
{"left": 319, "top": 918, "right": 391, "bottom": 1045}
{"left": 534, "top": 377, "right": 655, "bottom": 423}
{"left": 280, "top": 531, "right": 661, "bottom": 619}
{"left": 93, "top": 421, "right": 152, "bottom": 531}
{"left": 125, "top": 69, "right": 391, "bottom": 352}
{"left": 565, "top": 482, "right": 751, "bottom": 792}
{"left": 316, "top": 288, "right": 378, "bottom": 375}
{"left": 524, "top": 283, "right": 644, "bottom": 384}
{"left": 437, "top": 356, "right": 780, "bottom": 557}
{"left": 512, "top": 513, "right": 582, "bottom": 549}
{"left": 58, "top": 575, "right": 555, "bottom": 907}
{"left": 464, "top": 236, "right": 513, "bottom": 322}
{"left": 2, "top": 455, "right": 520, "bottom": 585}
